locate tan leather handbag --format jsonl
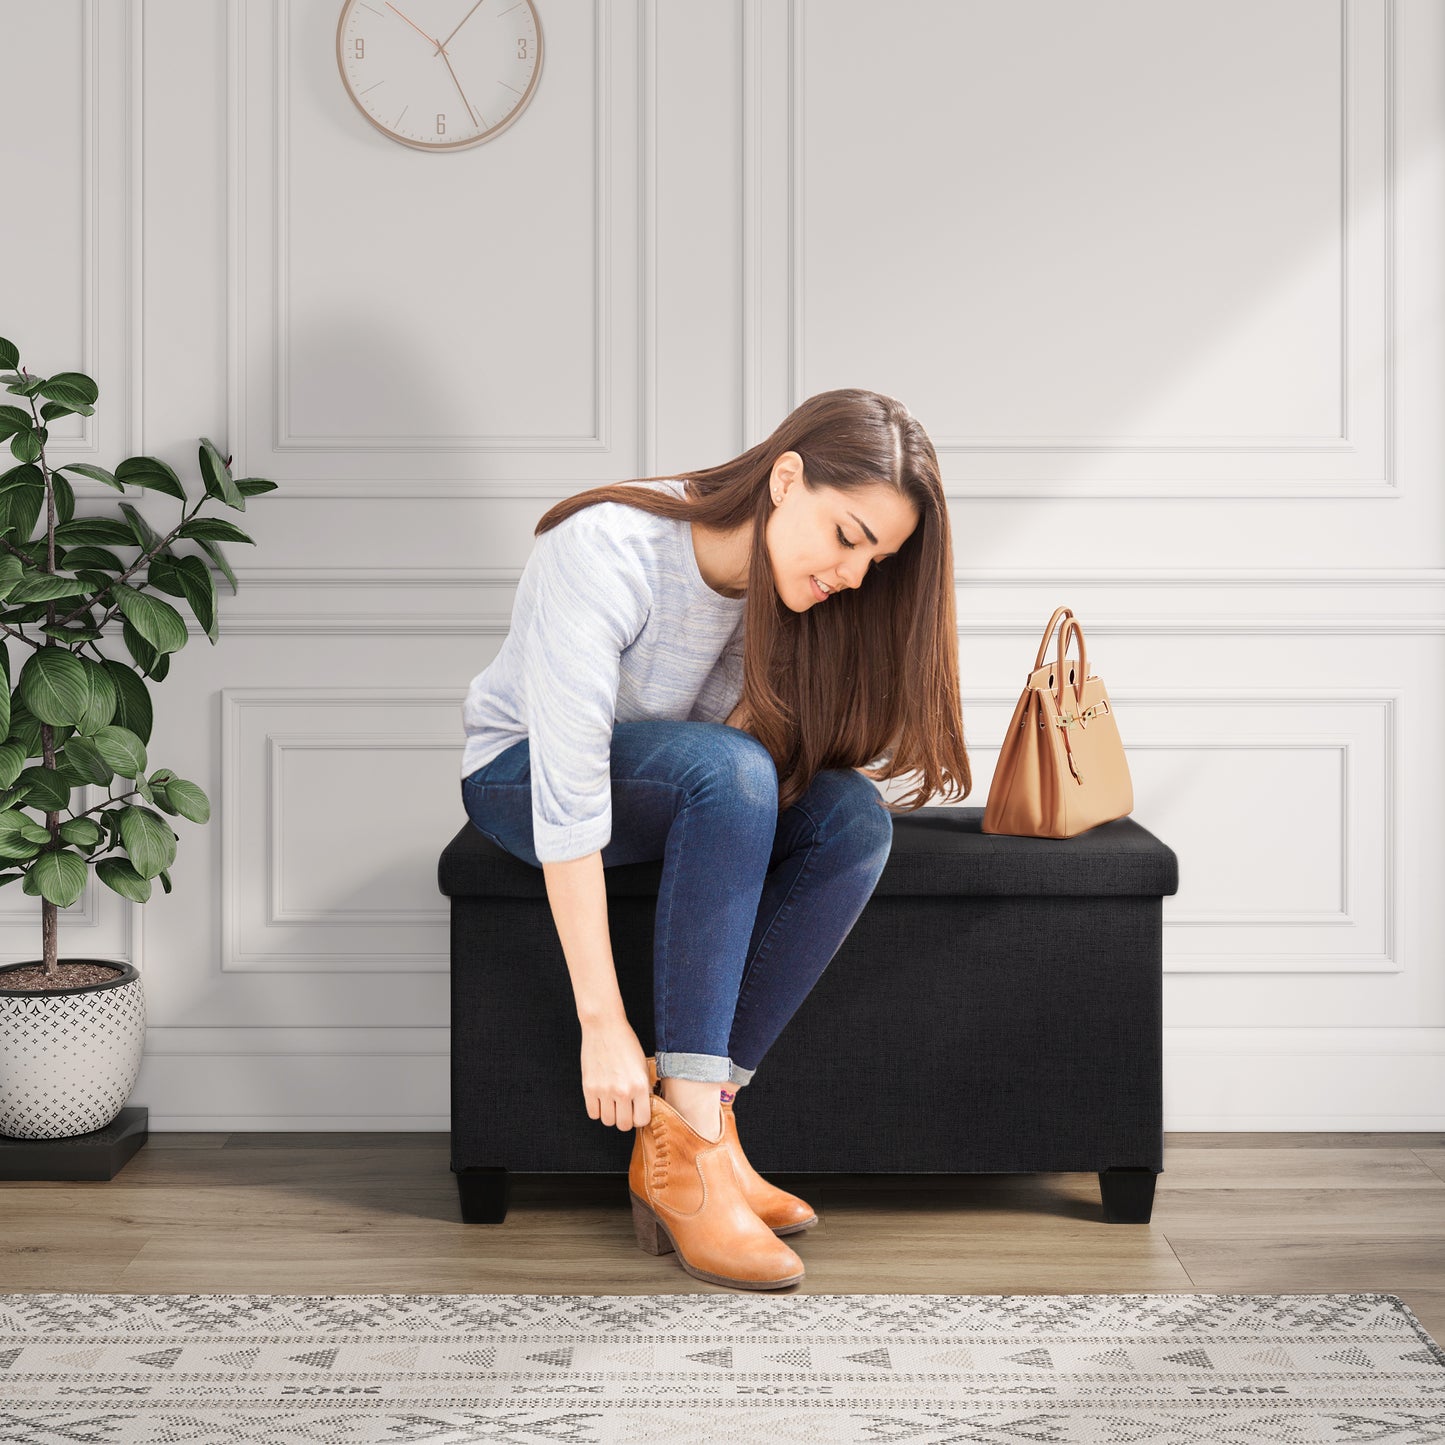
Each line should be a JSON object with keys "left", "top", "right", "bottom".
{"left": 982, "top": 606, "right": 1133, "bottom": 838}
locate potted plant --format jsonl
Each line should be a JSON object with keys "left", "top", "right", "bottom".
{"left": 0, "top": 332, "right": 274, "bottom": 1146}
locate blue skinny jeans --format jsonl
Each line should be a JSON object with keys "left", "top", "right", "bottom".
{"left": 459, "top": 720, "right": 894, "bottom": 1088}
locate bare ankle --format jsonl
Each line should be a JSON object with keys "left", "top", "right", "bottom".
{"left": 659, "top": 1077, "right": 724, "bottom": 1139}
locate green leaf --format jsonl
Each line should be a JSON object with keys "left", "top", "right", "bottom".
{"left": 92, "top": 724, "right": 147, "bottom": 779}
{"left": 235, "top": 477, "right": 278, "bottom": 497}
{"left": 164, "top": 777, "right": 210, "bottom": 823}
{"left": 55, "top": 543, "right": 126, "bottom": 573}
{"left": 59, "top": 734, "right": 112, "bottom": 785}
{"left": 18, "top": 648, "right": 89, "bottom": 726}
{"left": 118, "top": 804, "right": 175, "bottom": 878}
{"left": 40, "top": 398, "right": 94, "bottom": 422}
{"left": 55, "top": 462, "right": 123, "bottom": 490}
{"left": 144, "top": 554, "right": 189, "bottom": 598}
{"left": 14, "top": 765, "right": 73, "bottom": 811}
{"left": 198, "top": 437, "right": 243, "bottom": 510}
{"left": 25, "top": 848, "right": 88, "bottom": 907}
{"left": 0, "top": 460, "right": 44, "bottom": 490}
{"left": 0, "top": 741, "right": 24, "bottom": 789}
{"left": 52, "top": 516, "right": 136, "bottom": 547}
{"left": 96, "top": 855, "right": 151, "bottom": 902}
{"left": 120, "top": 615, "right": 160, "bottom": 677}
{"left": 49, "top": 469, "right": 75, "bottom": 526}
{"left": 17, "top": 816, "right": 52, "bottom": 845}
{"left": 37, "top": 372, "right": 98, "bottom": 409}
{"left": 114, "top": 455, "right": 186, "bottom": 501}
{"left": 196, "top": 536, "right": 238, "bottom": 594}
{"left": 0, "top": 338, "right": 17, "bottom": 370}
{"left": 176, "top": 518, "right": 254, "bottom": 545}
{"left": 0, "top": 405, "right": 31, "bottom": 441}
{"left": 76, "top": 657, "right": 119, "bottom": 733}
{"left": 5, "top": 702, "right": 43, "bottom": 755}
{"left": 39, "top": 619, "right": 105, "bottom": 643}
{"left": 58, "top": 816, "right": 105, "bottom": 847}
{"left": 102, "top": 659, "right": 153, "bottom": 745}
{"left": 157, "top": 867, "right": 172, "bottom": 894}
{"left": 6, "top": 572, "right": 90, "bottom": 603}
{"left": 0, "top": 475, "right": 45, "bottom": 542}
{"left": 172, "top": 554, "right": 218, "bottom": 642}
{"left": 112, "top": 582, "right": 187, "bottom": 655}
{"left": 0, "top": 808, "right": 41, "bottom": 860}
{"left": 118, "top": 501, "right": 165, "bottom": 553}
{"left": 9, "top": 428, "right": 42, "bottom": 464}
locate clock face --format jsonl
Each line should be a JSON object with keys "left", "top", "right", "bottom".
{"left": 336, "top": 0, "right": 543, "bottom": 151}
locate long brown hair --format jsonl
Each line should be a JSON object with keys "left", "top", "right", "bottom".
{"left": 534, "top": 387, "right": 971, "bottom": 815}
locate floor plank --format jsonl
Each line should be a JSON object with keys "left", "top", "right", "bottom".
{"left": 0, "top": 1132, "right": 1440, "bottom": 1336}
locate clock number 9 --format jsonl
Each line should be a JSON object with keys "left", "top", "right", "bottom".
{"left": 517, "top": 37, "right": 528, "bottom": 58}
{"left": 353, "top": 38, "right": 364, "bottom": 59}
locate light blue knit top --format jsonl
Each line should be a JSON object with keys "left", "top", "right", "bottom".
{"left": 460, "top": 479, "right": 747, "bottom": 862}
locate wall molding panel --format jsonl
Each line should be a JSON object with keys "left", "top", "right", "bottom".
{"left": 757, "top": 0, "right": 1400, "bottom": 499}
{"left": 229, "top": 0, "right": 649, "bottom": 482}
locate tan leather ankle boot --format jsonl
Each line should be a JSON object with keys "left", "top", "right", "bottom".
{"left": 719, "top": 1085, "right": 819, "bottom": 1235}
{"left": 641, "top": 1056, "right": 817, "bottom": 1235}
{"left": 629, "top": 1061, "right": 804, "bottom": 1290}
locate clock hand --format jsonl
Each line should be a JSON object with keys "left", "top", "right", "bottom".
{"left": 385, "top": 1, "right": 449, "bottom": 55}
{"left": 438, "top": 0, "right": 489, "bottom": 54}
{"left": 440, "top": 47, "right": 484, "bottom": 129}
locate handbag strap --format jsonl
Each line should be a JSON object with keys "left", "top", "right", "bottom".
{"left": 1055, "top": 616, "right": 1088, "bottom": 715}
{"left": 1032, "top": 606, "right": 1075, "bottom": 670}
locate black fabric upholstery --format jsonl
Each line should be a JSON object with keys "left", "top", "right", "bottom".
{"left": 442, "top": 805, "right": 1178, "bottom": 1179}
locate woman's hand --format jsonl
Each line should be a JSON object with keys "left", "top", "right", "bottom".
{"left": 579, "top": 1016, "right": 652, "bottom": 1131}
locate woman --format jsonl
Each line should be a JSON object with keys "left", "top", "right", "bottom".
{"left": 459, "top": 387, "right": 971, "bottom": 1290}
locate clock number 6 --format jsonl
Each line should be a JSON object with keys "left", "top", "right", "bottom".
{"left": 436, "top": 114, "right": 446, "bottom": 135}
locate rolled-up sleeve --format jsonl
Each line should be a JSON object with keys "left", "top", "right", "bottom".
{"left": 519, "top": 520, "right": 651, "bottom": 862}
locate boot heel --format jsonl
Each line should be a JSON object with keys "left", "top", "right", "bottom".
{"left": 630, "top": 1193, "right": 674, "bottom": 1256}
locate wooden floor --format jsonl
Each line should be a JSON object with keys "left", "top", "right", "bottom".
{"left": 3, "top": 1131, "right": 1443, "bottom": 1345}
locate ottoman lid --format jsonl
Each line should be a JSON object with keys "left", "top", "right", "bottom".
{"left": 438, "top": 806, "right": 1179, "bottom": 900}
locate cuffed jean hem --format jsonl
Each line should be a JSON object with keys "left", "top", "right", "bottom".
{"left": 656, "top": 1051, "right": 756, "bottom": 1087}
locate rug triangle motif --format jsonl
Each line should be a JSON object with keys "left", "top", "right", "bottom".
{"left": 287, "top": 1348, "right": 340, "bottom": 1369}
{"left": 843, "top": 1347, "right": 892, "bottom": 1369}
{"left": 1162, "top": 1347, "right": 1214, "bottom": 1369}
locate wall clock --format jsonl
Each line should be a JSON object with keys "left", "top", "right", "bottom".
{"left": 336, "top": 0, "right": 543, "bottom": 151}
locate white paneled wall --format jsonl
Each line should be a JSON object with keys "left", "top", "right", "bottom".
{"left": 1, "top": 0, "right": 1441, "bottom": 1128}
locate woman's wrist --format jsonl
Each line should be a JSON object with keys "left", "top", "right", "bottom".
{"left": 578, "top": 999, "right": 629, "bottom": 1030}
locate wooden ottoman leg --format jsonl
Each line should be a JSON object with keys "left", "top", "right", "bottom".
{"left": 1098, "top": 1166, "right": 1157, "bottom": 1223}
{"left": 456, "top": 1166, "right": 510, "bottom": 1224}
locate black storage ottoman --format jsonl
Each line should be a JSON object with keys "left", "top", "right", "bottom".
{"left": 438, "top": 805, "right": 1179, "bottom": 1226}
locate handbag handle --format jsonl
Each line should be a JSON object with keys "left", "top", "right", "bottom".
{"left": 1032, "top": 606, "right": 1075, "bottom": 671}
{"left": 1054, "top": 615, "right": 1088, "bottom": 714}
{"left": 1032, "top": 606, "right": 1089, "bottom": 712}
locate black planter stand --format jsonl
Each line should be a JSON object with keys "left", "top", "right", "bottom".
{"left": 0, "top": 1105, "right": 148, "bottom": 1181}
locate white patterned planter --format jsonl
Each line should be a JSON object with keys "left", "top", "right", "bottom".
{"left": 0, "top": 961, "right": 146, "bottom": 1139}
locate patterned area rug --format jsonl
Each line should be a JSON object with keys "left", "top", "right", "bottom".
{"left": 0, "top": 1291, "right": 1442, "bottom": 1444}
